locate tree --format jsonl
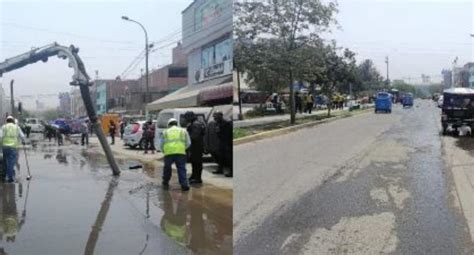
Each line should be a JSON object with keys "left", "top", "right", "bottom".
{"left": 235, "top": 0, "right": 338, "bottom": 124}
{"left": 357, "top": 59, "right": 385, "bottom": 92}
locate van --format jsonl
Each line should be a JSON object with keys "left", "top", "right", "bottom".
{"left": 154, "top": 107, "right": 213, "bottom": 150}
{"left": 154, "top": 105, "right": 233, "bottom": 151}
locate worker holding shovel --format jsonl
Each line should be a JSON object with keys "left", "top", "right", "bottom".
{"left": 1, "top": 116, "right": 26, "bottom": 183}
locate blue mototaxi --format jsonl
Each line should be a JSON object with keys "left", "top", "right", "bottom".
{"left": 375, "top": 92, "right": 392, "bottom": 113}
{"left": 402, "top": 93, "right": 414, "bottom": 107}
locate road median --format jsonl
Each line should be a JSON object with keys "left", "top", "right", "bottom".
{"left": 234, "top": 108, "right": 373, "bottom": 146}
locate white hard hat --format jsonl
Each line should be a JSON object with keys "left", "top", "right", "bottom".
{"left": 6, "top": 116, "right": 13, "bottom": 120}
{"left": 167, "top": 118, "right": 178, "bottom": 126}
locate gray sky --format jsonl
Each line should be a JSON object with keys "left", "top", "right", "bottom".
{"left": 0, "top": 0, "right": 472, "bottom": 109}
{"left": 326, "top": 0, "right": 473, "bottom": 84}
{"left": 0, "top": 0, "right": 191, "bottom": 109}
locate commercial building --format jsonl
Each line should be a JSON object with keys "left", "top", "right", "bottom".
{"left": 147, "top": 0, "right": 233, "bottom": 112}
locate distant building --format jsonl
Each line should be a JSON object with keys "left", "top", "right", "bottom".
{"left": 70, "top": 88, "right": 86, "bottom": 118}
{"left": 58, "top": 92, "right": 72, "bottom": 118}
{"left": 442, "top": 69, "right": 452, "bottom": 89}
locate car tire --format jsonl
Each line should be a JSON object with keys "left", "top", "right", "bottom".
{"left": 139, "top": 138, "right": 146, "bottom": 150}
{"left": 129, "top": 144, "right": 138, "bottom": 149}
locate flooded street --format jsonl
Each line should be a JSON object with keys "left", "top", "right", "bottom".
{"left": 0, "top": 142, "right": 232, "bottom": 255}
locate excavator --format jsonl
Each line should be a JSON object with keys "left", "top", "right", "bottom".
{"left": 0, "top": 42, "right": 120, "bottom": 175}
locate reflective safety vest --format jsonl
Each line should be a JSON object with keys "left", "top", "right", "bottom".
{"left": 162, "top": 126, "right": 187, "bottom": 156}
{"left": 2, "top": 123, "right": 20, "bottom": 148}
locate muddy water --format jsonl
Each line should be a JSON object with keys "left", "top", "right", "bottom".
{"left": 0, "top": 143, "right": 232, "bottom": 255}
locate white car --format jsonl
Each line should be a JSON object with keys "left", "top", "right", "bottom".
{"left": 25, "top": 118, "right": 44, "bottom": 133}
{"left": 123, "top": 121, "right": 156, "bottom": 149}
{"left": 437, "top": 95, "right": 444, "bottom": 108}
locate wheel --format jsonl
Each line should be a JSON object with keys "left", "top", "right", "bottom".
{"left": 442, "top": 125, "right": 448, "bottom": 136}
{"left": 139, "top": 138, "right": 146, "bottom": 149}
{"left": 453, "top": 129, "right": 460, "bottom": 137}
{"left": 388, "top": 109, "right": 392, "bottom": 113}
{"left": 374, "top": 109, "right": 378, "bottom": 114}
{"left": 129, "top": 144, "right": 138, "bottom": 149}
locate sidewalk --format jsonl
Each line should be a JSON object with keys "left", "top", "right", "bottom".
{"left": 85, "top": 136, "right": 232, "bottom": 190}
{"left": 234, "top": 108, "right": 347, "bottom": 128}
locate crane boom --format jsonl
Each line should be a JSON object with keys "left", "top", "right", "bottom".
{"left": 0, "top": 42, "right": 90, "bottom": 85}
{"left": 0, "top": 42, "right": 120, "bottom": 176}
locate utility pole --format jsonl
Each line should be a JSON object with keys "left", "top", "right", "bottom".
{"left": 452, "top": 57, "right": 458, "bottom": 88}
{"left": 10, "top": 79, "right": 15, "bottom": 119}
{"left": 385, "top": 56, "right": 390, "bottom": 86}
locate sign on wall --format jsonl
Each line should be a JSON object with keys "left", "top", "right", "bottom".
{"left": 194, "top": 60, "right": 232, "bottom": 83}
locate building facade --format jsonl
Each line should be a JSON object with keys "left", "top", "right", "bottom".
{"left": 182, "top": 0, "right": 233, "bottom": 86}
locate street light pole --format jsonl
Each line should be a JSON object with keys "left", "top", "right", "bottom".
{"left": 122, "top": 16, "right": 150, "bottom": 105}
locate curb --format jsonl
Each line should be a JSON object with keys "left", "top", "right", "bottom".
{"left": 234, "top": 108, "right": 373, "bottom": 146}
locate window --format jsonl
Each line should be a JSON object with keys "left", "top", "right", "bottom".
{"left": 168, "top": 67, "right": 187, "bottom": 78}
{"left": 201, "top": 46, "right": 214, "bottom": 68}
{"left": 201, "top": 38, "right": 232, "bottom": 69}
{"left": 157, "top": 113, "right": 174, "bottom": 128}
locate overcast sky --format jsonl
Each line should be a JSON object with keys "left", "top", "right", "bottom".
{"left": 0, "top": 0, "right": 473, "bottom": 109}
{"left": 0, "top": 0, "right": 191, "bottom": 109}
{"left": 327, "top": 0, "right": 473, "bottom": 84}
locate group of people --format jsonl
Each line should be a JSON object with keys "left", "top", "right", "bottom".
{"left": 332, "top": 94, "right": 346, "bottom": 110}
{"left": 160, "top": 110, "right": 232, "bottom": 191}
{"left": 295, "top": 91, "right": 315, "bottom": 114}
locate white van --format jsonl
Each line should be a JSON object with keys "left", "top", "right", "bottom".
{"left": 154, "top": 107, "right": 213, "bottom": 150}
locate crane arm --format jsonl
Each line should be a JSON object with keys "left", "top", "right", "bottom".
{"left": 0, "top": 42, "right": 90, "bottom": 86}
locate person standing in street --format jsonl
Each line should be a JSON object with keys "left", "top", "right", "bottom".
{"left": 305, "top": 92, "right": 314, "bottom": 114}
{"left": 184, "top": 111, "right": 206, "bottom": 184}
{"left": 109, "top": 120, "right": 116, "bottom": 145}
{"left": 212, "top": 111, "right": 233, "bottom": 177}
{"left": 143, "top": 119, "right": 155, "bottom": 154}
{"left": 120, "top": 119, "right": 126, "bottom": 140}
{"left": 159, "top": 118, "right": 191, "bottom": 191}
{"left": 81, "top": 120, "right": 89, "bottom": 146}
{"left": 1, "top": 116, "right": 25, "bottom": 183}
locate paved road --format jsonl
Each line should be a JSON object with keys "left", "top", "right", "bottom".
{"left": 0, "top": 142, "right": 232, "bottom": 255}
{"left": 234, "top": 100, "right": 474, "bottom": 254}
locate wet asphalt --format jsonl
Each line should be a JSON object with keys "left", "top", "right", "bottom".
{"left": 235, "top": 100, "right": 474, "bottom": 254}
{"left": 0, "top": 141, "right": 232, "bottom": 255}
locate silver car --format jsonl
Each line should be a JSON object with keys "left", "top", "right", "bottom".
{"left": 123, "top": 121, "right": 156, "bottom": 149}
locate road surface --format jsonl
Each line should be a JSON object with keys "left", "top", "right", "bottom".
{"left": 234, "top": 100, "right": 474, "bottom": 254}
{"left": 0, "top": 142, "right": 232, "bottom": 255}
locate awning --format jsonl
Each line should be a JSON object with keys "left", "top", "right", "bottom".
{"left": 146, "top": 76, "right": 231, "bottom": 112}
{"left": 198, "top": 82, "right": 233, "bottom": 103}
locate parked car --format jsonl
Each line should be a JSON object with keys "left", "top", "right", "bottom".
{"left": 375, "top": 92, "right": 392, "bottom": 113}
{"left": 123, "top": 120, "right": 156, "bottom": 149}
{"left": 25, "top": 118, "right": 44, "bottom": 133}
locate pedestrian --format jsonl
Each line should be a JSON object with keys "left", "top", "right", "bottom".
{"left": 305, "top": 92, "right": 314, "bottom": 114}
{"left": 213, "top": 111, "right": 233, "bottom": 177}
{"left": 184, "top": 111, "right": 206, "bottom": 184}
{"left": 81, "top": 120, "right": 89, "bottom": 146}
{"left": 1, "top": 116, "right": 25, "bottom": 183}
{"left": 159, "top": 118, "right": 191, "bottom": 191}
{"left": 57, "top": 128, "right": 64, "bottom": 146}
{"left": 143, "top": 119, "right": 155, "bottom": 154}
{"left": 109, "top": 120, "right": 116, "bottom": 145}
{"left": 295, "top": 92, "right": 303, "bottom": 114}
{"left": 120, "top": 119, "right": 126, "bottom": 140}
